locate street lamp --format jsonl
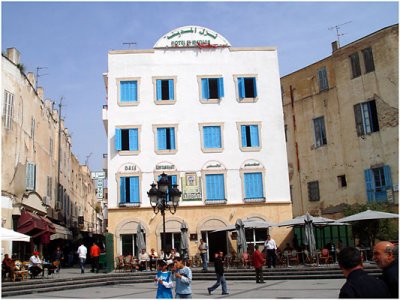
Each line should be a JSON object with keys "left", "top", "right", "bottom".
{"left": 147, "top": 172, "right": 182, "bottom": 259}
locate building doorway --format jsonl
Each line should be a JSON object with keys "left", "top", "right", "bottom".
{"left": 162, "top": 232, "right": 181, "bottom": 253}
{"left": 202, "top": 231, "right": 227, "bottom": 263}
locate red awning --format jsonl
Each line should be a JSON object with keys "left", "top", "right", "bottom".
{"left": 17, "top": 211, "right": 55, "bottom": 238}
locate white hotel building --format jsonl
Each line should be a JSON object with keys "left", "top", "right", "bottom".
{"left": 103, "top": 26, "right": 292, "bottom": 260}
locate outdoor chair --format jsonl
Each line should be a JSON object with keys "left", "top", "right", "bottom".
{"left": 115, "top": 256, "right": 124, "bottom": 272}
{"left": 319, "top": 248, "right": 333, "bottom": 265}
{"left": 124, "top": 255, "right": 134, "bottom": 271}
{"left": 241, "top": 252, "right": 251, "bottom": 268}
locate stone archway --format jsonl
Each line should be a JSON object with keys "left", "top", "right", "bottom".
{"left": 115, "top": 217, "right": 149, "bottom": 256}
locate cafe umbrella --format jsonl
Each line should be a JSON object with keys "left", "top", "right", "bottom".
{"left": 136, "top": 223, "right": 146, "bottom": 253}
{"left": 303, "top": 213, "right": 317, "bottom": 258}
{"left": 235, "top": 219, "right": 248, "bottom": 255}
{"left": 180, "top": 221, "right": 190, "bottom": 260}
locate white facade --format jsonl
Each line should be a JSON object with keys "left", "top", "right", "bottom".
{"left": 104, "top": 26, "right": 292, "bottom": 256}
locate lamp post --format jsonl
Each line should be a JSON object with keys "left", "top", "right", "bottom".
{"left": 147, "top": 172, "right": 182, "bottom": 259}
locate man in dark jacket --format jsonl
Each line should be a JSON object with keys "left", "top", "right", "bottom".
{"left": 207, "top": 251, "right": 228, "bottom": 295}
{"left": 338, "top": 247, "right": 391, "bottom": 298}
{"left": 373, "top": 241, "right": 398, "bottom": 298}
{"left": 253, "top": 244, "right": 265, "bottom": 283}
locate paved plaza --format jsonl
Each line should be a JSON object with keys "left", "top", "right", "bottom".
{"left": 9, "top": 278, "right": 345, "bottom": 298}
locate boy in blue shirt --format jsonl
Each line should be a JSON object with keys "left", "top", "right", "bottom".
{"left": 154, "top": 260, "right": 173, "bottom": 299}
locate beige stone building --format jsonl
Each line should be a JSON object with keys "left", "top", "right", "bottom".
{"left": 1, "top": 48, "right": 100, "bottom": 260}
{"left": 281, "top": 25, "right": 398, "bottom": 220}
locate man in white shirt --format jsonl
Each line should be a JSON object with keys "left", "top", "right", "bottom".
{"left": 138, "top": 248, "right": 150, "bottom": 271}
{"left": 77, "top": 242, "right": 87, "bottom": 274}
{"left": 29, "top": 251, "right": 43, "bottom": 277}
{"left": 264, "top": 235, "right": 277, "bottom": 268}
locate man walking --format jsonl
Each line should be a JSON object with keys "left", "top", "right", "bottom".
{"left": 338, "top": 246, "right": 390, "bottom": 298}
{"left": 173, "top": 257, "right": 192, "bottom": 298}
{"left": 207, "top": 251, "right": 229, "bottom": 295}
{"left": 198, "top": 239, "right": 208, "bottom": 271}
{"left": 253, "top": 245, "right": 265, "bottom": 283}
{"left": 77, "top": 242, "right": 87, "bottom": 274}
{"left": 90, "top": 242, "right": 100, "bottom": 273}
{"left": 264, "top": 235, "right": 277, "bottom": 268}
{"left": 373, "top": 241, "right": 398, "bottom": 298}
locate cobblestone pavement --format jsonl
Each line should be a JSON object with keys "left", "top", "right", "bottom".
{"left": 9, "top": 278, "right": 345, "bottom": 298}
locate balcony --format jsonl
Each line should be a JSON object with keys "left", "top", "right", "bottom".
{"left": 102, "top": 105, "right": 108, "bottom": 133}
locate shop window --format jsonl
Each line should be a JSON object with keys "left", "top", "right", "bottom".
{"left": 354, "top": 100, "right": 379, "bottom": 136}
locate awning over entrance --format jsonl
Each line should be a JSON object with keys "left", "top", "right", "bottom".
{"left": 51, "top": 223, "right": 73, "bottom": 240}
{"left": 17, "top": 211, "right": 56, "bottom": 238}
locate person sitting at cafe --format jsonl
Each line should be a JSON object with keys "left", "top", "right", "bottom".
{"left": 138, "top": 248, "right": 150, "bottom": 271}
{"left": 149, "top": 248, "right": 158, "bottom": 271}
{"left": 283, "top": 243, "right": 293, "bottom": 252}
{"left": 2, "top": 254, "right": 16, "bottom": 280}
{"left": 29, "top": 251, "right": 43, "bottom": 277}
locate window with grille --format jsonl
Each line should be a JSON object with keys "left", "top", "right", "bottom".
{"left": 307, "top": 181, "right": 320, "bottom": 201}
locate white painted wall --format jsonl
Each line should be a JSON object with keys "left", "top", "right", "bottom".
{"left": 106, "top": 47, "right": 290, "bottom": 209}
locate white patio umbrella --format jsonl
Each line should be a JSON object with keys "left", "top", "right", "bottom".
{"left": 277, "top": 213, "right": 336, "bottom": 227}
{"left": 235, "top": 219, "right": 248, "bottom": 255}
{"left": 180, "top": 221, "right": 190, "bottom": 260}
{"left": 136, "top": 223, "right": 146, "bottom": 253}
{"left": 212, "top": 219, "right": 275, "bottom": 232}
{"left": 0, "top": 227, "right": 30, "bottom": 242}
{"left": 336, "top": 209, "right": 399, "bottom": 222}
{"left": 303, "top": 213, "right": 317, "bottom": 258}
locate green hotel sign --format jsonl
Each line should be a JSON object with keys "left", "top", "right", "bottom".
{"left": 154, "top": 25, "right": 231, "bottom": 49}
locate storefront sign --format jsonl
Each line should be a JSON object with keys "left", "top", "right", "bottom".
{"left": 97, "top": 179, "right": 104, "bottom": 199}
{"left": 154, "top": 26, "right": 231, "bottom": 49}
{"left": 182, "top": 172, "right": 202, "bottom": 201}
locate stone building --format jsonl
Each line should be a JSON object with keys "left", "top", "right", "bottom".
{"left": 1, "top": 48, "right": 100, "bottom": 260}
{"left": 103, "top": 26, "right": 292, "bottom": 261}
{"left": 281, "top": 24, "right": 398, "bottom": 219}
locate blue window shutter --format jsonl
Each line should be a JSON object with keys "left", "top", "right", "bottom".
{"left": 214, "top": 126, "right": 221, "bottom": 148}
{"left": 238, "top": 78, "right": 245, "bottom": 98}
{"left": 115, "top": 128, "right": 122, "bottom": 151}
{"left": 215, "top": 174, "right": 225, "bottom": 200}
{"left": 203, "top": 127, "right": 212, "bottom": 148}
{"left": 250, "top": 125, "right": 259, "bottom": 147}
{"left": 156, "top": 80, "right": 162, "bottom": 100}
{"left": 245, "top": 173, "right": 263, "bottom": 198}
{"left": 130, "top": 177, "right": 139, "bottom": 203}
{"left": 252, "top": 77, "right": 258, "bottom": 97}
{"left": 218, "top": 78, "right": 224, "bottom": 98}
{"left": 121, "top": 81, "right": 137, "bottom": 102}
{"left": 157, "top": 128, "right": 167, "bottom": 150}
{"left": 129, "top": 129, "right": 138, "bottom": 151}
{"left": 206, "top": 174, "right": 224, "bottom": 200}
{"left": 168, "top": 80, "right": 174, "bottom": 100}
{"left": 364, "top": 169, "right": 375, "bottom": 202}
{"left": 120, "top": 82, "right": 127, "bottom": 102}
{"left": 120, "top": 177, "right": 126, "bottom": 203}
{"left": 383, "top": 165, "right": 392, "bottom": 190}
{"left": 169, "top": 128, "right": 176, "bottom": 150}
{"left": 241, "top": 125, "right": 247, "bottom": 147}
{"left": 206, "top": 175, "right": 216, "bottom": 200}
{"left": 201, "top": 78, "right": 210, "bottom": 99}
{"left": 131, "top": 81, "right": 137, "bottom": 101}
{"left": 244, "top": 173, "right": 253, "bottom": 198}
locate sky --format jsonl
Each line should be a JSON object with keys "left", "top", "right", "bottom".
{"left": 2, "top": 1, "right": 398, "bottom": 172}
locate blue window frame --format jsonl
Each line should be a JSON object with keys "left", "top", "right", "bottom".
{"left": 156, "top": 79, "right": 174, "bottom": 101}
{"left": 244, "top": 172, "right": 264, "bottom": 200}
{"left": 120, "top": 176, "right": 140, "bottom": 205}
{"left": 238, "top": 77, "right": 257, "bottom": 99}
{"left": 203, "top": 126, "right": 221, "bottom": 149}
{"left": 120, "top": 81, "right": 138, "bottom": 102}
{"left": 205, "top": 174, "right": 225, "bottom": 201}
{"left": 364, "top": 165, "right": 393, "bottom": 202}
{"left": 313, "top": 117, "right": 327, "bottom": 148}
{"left": 241, "top": 125, "right": 260, "bottom": 148}
{"left": 157, "top": 127, "right": 176, "bottom": 150}
{"left": 115, "top": 128, "right": 139, "bottom": 151}
{"left": 201, "top": 78, "right": 224, "bottom": 100}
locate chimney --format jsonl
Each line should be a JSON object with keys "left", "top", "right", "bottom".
{"left": 331, "top": 41, "right": 339, "bottom": 53}
{"left": 37, "top": 87, "right": 44, "bottom": 100}
{"left": 27, "top": 72, "right": 36, "bottom": 88}
{"left": 6, "top": 48, "right": 20, "bottom": 65}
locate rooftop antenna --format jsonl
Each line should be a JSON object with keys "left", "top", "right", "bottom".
{"left": 85, "top": 152, "right": 93, "bottom": 166}
{"left": 35, "top": 66, "right": 48, "bottom": 90}
{"left": 122, "top": 42, "right": 137, "bottom": 49}
{"left": 328, "top": 21, "right": 352, "bottom": 48}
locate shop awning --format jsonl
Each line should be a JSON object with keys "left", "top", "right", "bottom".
{"left": 17, "top": 211, "right": 56, "bottom": 238}
{"left": 50, "top": 223, "right": 73, "bottom": 240}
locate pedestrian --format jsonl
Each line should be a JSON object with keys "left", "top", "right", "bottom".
{"left": 198, "top": 238, "right": 208, "bottom": 271}
{"left": 373, "top": 241, "right": 398, "bottom": 298}
{"left": 207, "top": 251, "right": 229, "bottom": 295}
{"left": 53, "top": 246, "right": 64, "bottom": 272}
{"left": 172, "top": 256, "right": 192, "bottom": 298}
{"left": 90, "top": 242, "right": 101, "bottom": 273}
{"left": 338, "top": 246, "right": 391, "bottom": 298}
{"left": 264, "top": 234, "right": 277, "bottom": 268}
{"left": 77, "top": 242, "right": 87, "bottom": 274}
{"left": 154, "top": 259, "right": 173, "bottom": 299}
{"left": 253, "top": 244, "right": 265, "bottom": 283}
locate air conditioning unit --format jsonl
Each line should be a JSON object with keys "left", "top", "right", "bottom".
{"left": 43, "top": 196, "right": 51, "bottom": 206}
